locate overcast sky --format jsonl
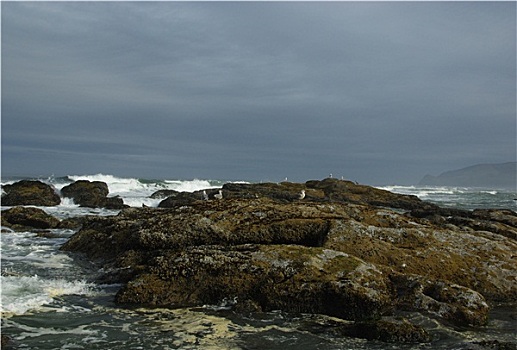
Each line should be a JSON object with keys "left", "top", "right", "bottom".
{"left": 1, "top": 2, "right": 515, "bottom": 185}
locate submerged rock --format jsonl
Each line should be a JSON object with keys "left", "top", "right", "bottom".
{"left": 1, "top": 180, "right": 61, "bottom": 206}
{"left": 60, "top": 180, "right": 517, "bottom": 341}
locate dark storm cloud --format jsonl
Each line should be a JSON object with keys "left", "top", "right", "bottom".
{"left": 2, "top": 2, "right": 515, "bottom": 184}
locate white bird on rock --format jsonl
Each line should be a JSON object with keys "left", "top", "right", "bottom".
{"left": 214, "top": 190, "right": 223, "bottom": 200}
{"left": 299, "top": 190, "right": 306, "bottom": 200}
{"left": 202, "top": 190, "right": 209, "bottom": 201}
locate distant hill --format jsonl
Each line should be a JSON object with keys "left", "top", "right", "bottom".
{"left": 419, "top": 162, "right": 516, "bottom": 189}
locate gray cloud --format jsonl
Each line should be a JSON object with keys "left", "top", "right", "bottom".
{"left": 2, "top": 2, "right": 515, "bottom": 184}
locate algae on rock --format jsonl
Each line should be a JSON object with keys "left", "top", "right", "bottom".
{"left": 61, "top": 179, "right": 517, "bottom": 340}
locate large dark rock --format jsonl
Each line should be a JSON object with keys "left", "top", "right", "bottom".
{"left": 157, "top": 191, "right": 200, "bottom": 207}
{"left": 304, "top": 178, "right": 431, "bottom": 210}
{"left": 157, "top": 178, "right": 432, "bottom": 210}
{"left": 221, "top": 178, "right": 433, "bottom": 210}
{"left": 222, "top": 182, "right": 315, "bottom": 202}
{"left": 324, "top": 208, "right": 516, "bottom": 302}
{"left": 389, "top": 274, "right": 489, "bottom": 327}
{"left": 62, "top": 199, "right": 332, "bottom": 258}
{"left": 115, "top": 245, "right": 393, "bottom": 322}
{"left": 60, "top": 191, "right": 516, "bottom": 330}
{"left": 411, "top": 207, "right": 517, "bottom": 240}
{"left": 1, "top": 180, "right": 60, "bottom": 206}
{"left": 1, "top": 206, "right": 60, "bottom": 230}
{"left": 60, "top": 180, "right": 127, "bottom": 209}
{"left": 157, "top": 189, "right": 227, "bottom": 207}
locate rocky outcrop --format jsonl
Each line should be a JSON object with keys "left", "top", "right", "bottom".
{"left": 61, "top": 180, "right": 517, "bottom": 338}
{"left": 115, "top": 245, "right": 393, "bottom": 322}
{"left": 304, "top": 178, "right": 431, "bottom": 210}
{"left": 220, "top": 179, "right": 432, "bottom": 210}
{"left": 410, "top": 206, "right": 517, "bottom": 240}
{"left": 324, "top": 209, "right": 516, "bottom": 302}
{"left": 156, "top": 188, "right": 228, "bottom": 207}
{"left": 1, "top": 206, "right": 60, "bottom": 230}
{"left": 157, "top": 191, "right": 202, "bottom": 207}
{"left": 1, "top": 180, "right": 61, "bottom": 206}
{"left": 61, "top": 180, "right": 127, "bottom": 209}
{"left": 156, "top": 179, "right": 432, "bottom": 210}
{"left": 389, "top": 274, "right": 489, "bottom": 326}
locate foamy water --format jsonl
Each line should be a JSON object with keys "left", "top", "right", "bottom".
{"left": 376, "top": 185, "right": 516, "bottom": 210}
{"left": 1, "top": 175, "right": 516, "bottom": 349}
{"left": 0, "top": 228, "right": 97, "bottom": 319}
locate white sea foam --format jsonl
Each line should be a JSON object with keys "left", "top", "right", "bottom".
{"left": 163, "top": 179, "right": 219, "bottom": 192}
{"left": 66, "top": 174, "right": 217, "bottom": 194}
{"left": 3, "top": 174, "right": 248, "bottom": 208}
{"left": 5, "top": 318, "right": 101, "bottom": 341}
{"left": 376, "top": 185, "right": 516, "bottom": 210}
{"left": 1, "top": 275, "right": 96, "bottom": 316}
{"left": 57, "top": 196, "right": 80, "bottom": 207}
{"left": 67, "top": 174, "right": 144, "bottom": 194}
{"left": 1, "top": 228, "right": 95, "bottom": 317}
{"left": 377, "top": 185, "right": 467, "bottom": 199}
{"left": 62, "top": 174, "right": 224, "bottom": 207}
{"left": 482, "top": 190, "right": 498, "bottom": 195}
{"left": 2, "top": 252, "right": 73, "bottom": 270}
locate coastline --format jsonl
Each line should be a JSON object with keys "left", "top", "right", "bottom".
{"left": 1, "top": 176, "right": 516, "bottom": 349}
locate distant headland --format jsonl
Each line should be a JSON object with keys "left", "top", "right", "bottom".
{"left": 419, "top": 162, "right": 516, "bottom": 189}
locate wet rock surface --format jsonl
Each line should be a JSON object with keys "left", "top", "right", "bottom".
{"left": 61, "top": 180, "right": 127, "bottom": 209}
{"left": 337, "top": 318, "right": 432, "bottom": 343}
{"left": 1, "top": 206, "right": 61, "bottom": 230}
{"left": 1, "top": 180, "right": 61, "bottom": 206}
{"left": 60, "top": 179, "right": 517, "bottom": 344}
{"left": 115, "top": 244, "right": 392, "bottom": 322}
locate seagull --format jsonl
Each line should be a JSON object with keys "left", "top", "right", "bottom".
{"left": 202, "top": 190, "right": 209, "bottom": 201}
{"left": 299, "top": 190, "right": 306, "bottom": 200}
{"left": 214, "top": 190, "right": 223, "bottom": 200}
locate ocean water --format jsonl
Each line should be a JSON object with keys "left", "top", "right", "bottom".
{"left": 1, "top": 174, "right": 516, "bottom": 349}
{"left": 377, "top": 185, "right": 517, "bottom": 210}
